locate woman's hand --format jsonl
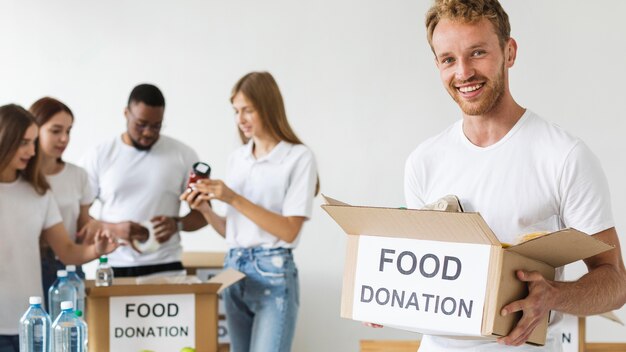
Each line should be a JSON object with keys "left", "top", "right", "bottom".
{"left": 94, "top": 230, "right": 120, "bottom": 256}
{"left": 192, "top": 179, "right": 238, "bottom": 204}
{"left": 180, "top": 188, "right": 213, "bottom": 214}
{"left": 77, "top": 219, "right": 103, "bottom": 244}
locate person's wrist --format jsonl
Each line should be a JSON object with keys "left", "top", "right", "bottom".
{"left": 173, "top": 217, "right": 183, "bottom": 232}
{"left": 94, "top": 244, "right": 102, "bottom": 258}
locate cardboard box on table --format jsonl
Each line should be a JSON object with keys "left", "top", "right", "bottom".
{"left": 321, "top": 196, "right": 613, "bottom": 345}
{"left": 85, "top": 269, "right": 244, "bottom": 352}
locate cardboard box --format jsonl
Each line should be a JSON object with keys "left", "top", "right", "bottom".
{"left": 85, "top": 269, "right": 244, "bottom": 352}
{"left": 321, "top": 196, "right": 613, "bottom": 345}
{"left": 182, "top": 252, "right": 226, "bottom": 275}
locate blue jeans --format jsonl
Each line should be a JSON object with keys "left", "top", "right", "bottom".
{"left": 224, "top": 247, "right": 299, "bottom": 352}
{"left": 0, "top": 335, "right": 18, "bottom": 352}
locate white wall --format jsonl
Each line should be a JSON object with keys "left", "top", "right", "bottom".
{"left": 1, "top": 0, "right": 625, "bottom": 350}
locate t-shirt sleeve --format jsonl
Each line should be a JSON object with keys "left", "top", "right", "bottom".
{"left": 559, "top": 141, "right": 614, "bottom": 235}
{"left": 282, "top": 148, "right": 317, "bottom": 218}
{"left": 43, "top": 191, "right": 63, "bottom": 230}
{"left": 78, "top": 166, "right": 97, "bottom": 205}
{"left": 404, "top": 152, "right": 425, "bottom": 209}
{"left": 79, "top": 147, "right": 100, "bottom": 201}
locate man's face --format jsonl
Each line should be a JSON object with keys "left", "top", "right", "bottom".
{"left": 124, "top": 101, "right": 164, "bottom": 150}
{"left": 432, "top": 18, "right": 512, "bottom": 116}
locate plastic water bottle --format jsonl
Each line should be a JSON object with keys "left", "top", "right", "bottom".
{"left": 95, "top": 256, "right": 113, "bottom": 287}
{"left": 75, "top": 310, "right": 88, "bottom": 351}
{"left": 48, "top": 270, "right": 77, "bottom": 322}
{"left": 65, "top": 265, "right": 85, "bottom": 313}
{"left": 52, "top": 301, "right": 84, "bottom": 352}
{"left": 19, "top": 296, "right": 51, "bottom": 352}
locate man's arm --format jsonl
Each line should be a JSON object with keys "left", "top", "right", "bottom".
{"left": 498, "top": 227, "right": 626, "bottom": 346}
{"left": 152, "top": 210, "right": 208, "bottom": 243}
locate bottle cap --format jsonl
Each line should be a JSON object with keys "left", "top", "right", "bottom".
{"left": 75, "top": 310, "right": 83, "bottom": 318}
{"left": 66, "top": 265, "right": 76, "bottom": 272}
{"left": 57, "top": 270, "right": 68, "bottom": 278}
{"left": 29, "top": 296, "right": 42, "bottom": 305}
{"left": 192, "top": 162, "right": 211, "bottom": 177}
{"left": 99, "top": 256, "right": 108, "bottom": 263}
{"left": 61, "top": 301, "right": 74, "bottom": 310}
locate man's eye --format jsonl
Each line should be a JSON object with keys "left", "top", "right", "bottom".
{"left": 472, "top": 50, "right": 485, "bottom": 57}
{"left": 442, "top": 57, "right": 454, "bottom": 64}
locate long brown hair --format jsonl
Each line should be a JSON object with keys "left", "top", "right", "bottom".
{"left": 231, "top": 71, "right": 319, "bottom": 195}
{"left": 0, "top": 104, "right": 49, "bottom": 195}
{"left": 29, "top": 97, "right": 74, "bottom": 163}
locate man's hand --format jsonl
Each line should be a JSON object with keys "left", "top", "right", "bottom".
{"left": 497, "top": 270, "right": 557, "bottom": 346}
{"left": 151, "top": 216, "right": 178, "bottom": 244}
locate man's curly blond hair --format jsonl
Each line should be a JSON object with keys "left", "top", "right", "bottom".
{"left": 425, "top": 0, "right": 511, "bottom": 51}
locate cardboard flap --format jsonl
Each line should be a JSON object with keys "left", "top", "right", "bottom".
{"left": 599, "top": 311, "right": 624, "bottom": 325}
{"left": 207, "top": 268, "right": 246, "bottom": 293}
{"left": 321, "top": 194, "right": 350, "bottom": 206}
{"left": 507, "top": 229, "right": 614, "bottom": 267}
{"left": 322, "top": 203, "right": 500, "bottom": 245}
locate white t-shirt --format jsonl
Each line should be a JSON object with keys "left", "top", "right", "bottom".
{"left": 0, "top": 177, "right": 62, "bottom": 334}
{"left": 47, "top": 162, "right": 96, "bottom": 240}
{"left": 404, "top": 110, "right": 614, "bottom": 352}
{"left": 225, "top": 140, "right": 317, "bottom": 248}
{"left": 81, "top": 135, "right": 199, "bottom": 267}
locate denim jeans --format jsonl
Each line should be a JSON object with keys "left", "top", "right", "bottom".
{"left": 224, "top": 247, "right": 299, "bottom": 352}
{"left": 0, "top": 335, "right": 18, "bottom": 352}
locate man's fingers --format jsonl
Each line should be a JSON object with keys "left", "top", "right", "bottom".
{"left": 517, "top": 270, "right": 543, "bottom": 282}
{"left": 501, "top": 298, "right": 526, "bottom": 316}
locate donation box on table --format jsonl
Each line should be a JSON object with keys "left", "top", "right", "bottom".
{"left": 85, "top": 269, "right": 244, "bottom": 352}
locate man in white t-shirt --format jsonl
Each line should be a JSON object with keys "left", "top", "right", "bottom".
{"left": 82, "top": 84, "right": 207, "bottom": 277}
{"left": 399, "top": 1, "right": 626, "bottom": 351}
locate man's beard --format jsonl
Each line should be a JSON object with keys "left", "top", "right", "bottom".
{"left": 449, "top": 62, "right": 505, "bottom": 116}
{"left": 129, "top": 136, "right": 155, "bottom": 151}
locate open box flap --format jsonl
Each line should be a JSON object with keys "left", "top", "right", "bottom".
{"left": 506, "top": 228, "right": 614, "bottom": 267}
{"left": 321, "top": 196, "right": 500, "bottom": 246}
{"left": 207, "top": 268, "right": 246, "bottom": 293}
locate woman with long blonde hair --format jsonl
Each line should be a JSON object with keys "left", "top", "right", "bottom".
{"left": 182, "top": 72, "right": 319, "bottom": 352}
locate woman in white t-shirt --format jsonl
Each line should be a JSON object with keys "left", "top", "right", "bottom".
{"left": 181, "top": 72, "right": 319, "bottom": 352}
{"left": 0, "top": 104, "right": 118, "bottom": 352}
{"left": 29, "top": 97, "right": 99, "bottom": 309}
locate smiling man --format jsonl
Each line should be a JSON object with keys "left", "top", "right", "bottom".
{"left": 403, "top": 0, "right": 626, "bottom": 351}
{"left": 81, "top": 84, "right": 206, "bottom": 277}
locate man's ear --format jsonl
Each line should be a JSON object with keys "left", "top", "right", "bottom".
{"left": 506, "top": 38, "right": 518, "bottom": 68}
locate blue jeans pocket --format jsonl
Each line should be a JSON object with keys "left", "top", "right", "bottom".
{"left": 253, "top": 253, "right": 291, "bottom": 278}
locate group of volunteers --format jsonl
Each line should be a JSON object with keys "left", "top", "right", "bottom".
{"left": 2, "top": 0, "right": 626, "bottom": 352}
{"left": 0, "top": 71, "right": 318, "bottom": 352}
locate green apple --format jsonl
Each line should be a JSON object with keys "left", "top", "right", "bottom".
{"left": 180, "top": 348, "right": 195, "bottom": 352}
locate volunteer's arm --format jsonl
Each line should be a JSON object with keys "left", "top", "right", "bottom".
{"left": 498, "top": 227, "right": 626, "bottom": 346}
{"left": 151, "top": 210, "right": 208, "bottom": 243}
{"left": 180, "top": 191, "right": 226, "bottom": 238}
{"left": 43, "top": 222, "right": 119, "bottom": 265}
{"left": 181, "top": 179, "right": 305, "bottom": 242}
{"left": 75, "top": 204, "right": 101, "bottom": 244}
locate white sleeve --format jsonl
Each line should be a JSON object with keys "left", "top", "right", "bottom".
{"left": 78, "top": 166, "right": 96, "bottom": 205}
{"left": 282, "top": 149, "right": 317, "bottom": 218}
{"left": 404, "top": 152, "right": 425, "bottom": 209}
{"left": 43, "top": 191, "right": 63, "bottom": 230}
{"left": 559, "top": 141, "right": 614, "bottom": 235}
{"left": 79, "top": 147, "right": 101, "bottom": 201}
